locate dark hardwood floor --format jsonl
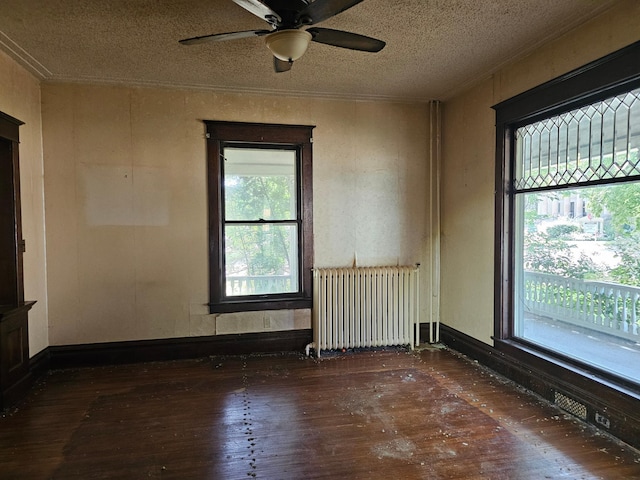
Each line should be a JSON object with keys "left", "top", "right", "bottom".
{"left": 1, "top": 345, "right": 639, "bottom": 479}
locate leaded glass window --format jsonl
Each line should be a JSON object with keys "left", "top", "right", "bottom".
{"left": 515, "top": 88, "right": 640, "bottom": 191}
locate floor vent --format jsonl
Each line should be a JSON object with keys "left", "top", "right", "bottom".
{"left": 554, "top": 391, "right": 587, "bottom": 420}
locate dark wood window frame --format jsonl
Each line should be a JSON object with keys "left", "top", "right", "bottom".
{"left": 493, "top": 41, "right": 640, "bottom": 395}
{"left": 205, "top": 121, "right": 314, "bottom": 314}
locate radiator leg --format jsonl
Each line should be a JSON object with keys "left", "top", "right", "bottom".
{"left": 305, "top": 342, "right": 314, "bottom": 357}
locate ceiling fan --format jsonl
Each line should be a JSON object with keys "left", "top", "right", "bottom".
{"left": 179, "top": 0, "right": 386, "bottom": 72}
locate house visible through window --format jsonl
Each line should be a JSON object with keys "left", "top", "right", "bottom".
{"left": 494, "top": 40, "right": 640, "bottom": 391}
{"left": 205, "top": 121, "right": 314, "bottom": 313}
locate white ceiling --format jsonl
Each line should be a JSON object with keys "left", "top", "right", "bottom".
{"left": 0, "top": 0, "right": 618, "bottom": 102}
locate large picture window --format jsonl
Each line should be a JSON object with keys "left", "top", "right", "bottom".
{"left": 205, "top": 121, "right": 314, "bottom": 313}
{"left": 514, "top": 88, "right": 640, "bottom": 383}
{"left": 494, "top": 41, "right": 640, "bottom": 391}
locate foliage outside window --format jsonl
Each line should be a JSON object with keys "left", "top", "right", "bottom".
{"left": 205, "top": 121, "right": 314, "bottom": 313}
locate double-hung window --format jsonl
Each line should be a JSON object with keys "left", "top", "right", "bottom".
{"left": 494, "top": 41, "right": 640, "bottom": 390}
{"left": 205, "top": 121, "right": 314, "bottom": 313}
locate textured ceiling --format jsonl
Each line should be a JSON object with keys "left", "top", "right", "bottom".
{"left": 0, "top": 0, "right": 618, "bottom": 102}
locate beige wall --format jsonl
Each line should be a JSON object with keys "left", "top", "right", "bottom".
{"left": 0, "top": 50, "right": 431, "bottom": 350}
{"left": 0, "top": 50, "right": 48, "bottom": 355}
{"left": 440, "top": 0, "right": 640, "bottom": 345}
{"left": 41, "top": 85, "right": 431, "bottom": 345}
{"left": 16, "top": 0, "right": 634, "bottom": 351}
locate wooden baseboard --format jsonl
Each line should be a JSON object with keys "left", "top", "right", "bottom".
{"left": 48, "top": 329, "right": 313, "bottom": 369}
{"left": 29, "top": 347, "right": 51, "bottom": 377}
{"left": 439, "top": 323, "right": 640, "bottom": 449}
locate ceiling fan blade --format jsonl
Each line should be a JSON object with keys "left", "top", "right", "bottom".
{"left": 274, "top": 57, "right": 292, "bottom": 73}
{"left": 297, "top": 0, "right": 365, "bottom": 25}
{"left": 233, "top": 0, "right": 282, "bottom": 24}
{"left": 307, "top": 28, "right": 385, "bottom": 52}
{"left": 179, "top": 29, "right": 271, "bottom": 45}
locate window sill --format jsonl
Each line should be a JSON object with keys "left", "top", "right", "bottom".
{"left": 493, "top": 337, "right": 640, "bottom": 401}
{"left": 209, "top": 297, "right": 312, "bottom": 314}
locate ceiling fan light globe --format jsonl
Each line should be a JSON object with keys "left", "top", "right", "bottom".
{"left": 265, "top": 29, "right": 312, "bottom": 62}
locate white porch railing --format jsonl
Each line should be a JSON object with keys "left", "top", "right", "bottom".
{"left": 226, "top": 275, "right": 295, "bottom": 296}
{"left": 523, "top": 271, "right": 640, "bottom": 341}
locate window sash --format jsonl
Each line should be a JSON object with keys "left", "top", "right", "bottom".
{"left": 514, "top": 88, "right": 640, "bottom": 192}
{"left": 222, "top": 146, "right": 298, "bottom": 222}
{"left": 223, "top": 222, "right": 300, "bottom": 297}
{"left": 512, "top": 184, "right": 640, "bottom": 384}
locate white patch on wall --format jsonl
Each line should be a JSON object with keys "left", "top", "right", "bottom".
{"left": 215, "top": 309, "right": 311, "bottom": 334}
{"left": 82, "top": 164, "right": 170, "bottom": 226}
{"left": 216, "top": 311, "right": 265, "bottom": 334}
{"left": 189, "top": 314, "right": 217, "bottom": 336}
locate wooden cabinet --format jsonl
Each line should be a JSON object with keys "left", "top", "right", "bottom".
{"left": 0, "top": 111, "right": 34, "bottom": 409}
{"left": 0, "top": 303, "right": 33, "bottom": 407}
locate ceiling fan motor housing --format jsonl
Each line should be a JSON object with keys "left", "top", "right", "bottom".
{"left": 265, "top": 29, "right": 312, "bottom": 62}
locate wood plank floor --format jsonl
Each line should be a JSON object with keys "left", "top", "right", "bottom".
{"left": 1, "top": 345, "right": 639, "bottom": 479}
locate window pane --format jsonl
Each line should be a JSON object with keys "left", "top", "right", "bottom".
{"left": 515, "top": 182, "right": 640, "bottom": 383}
{"left": 224, "top": 148, "right": 296, "bottom": 221}
{"left": 514, "top": 87, "right": 640, "bottom": 190}
{"left": 224, "top": 224, "right": 298, "bottom": 296}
